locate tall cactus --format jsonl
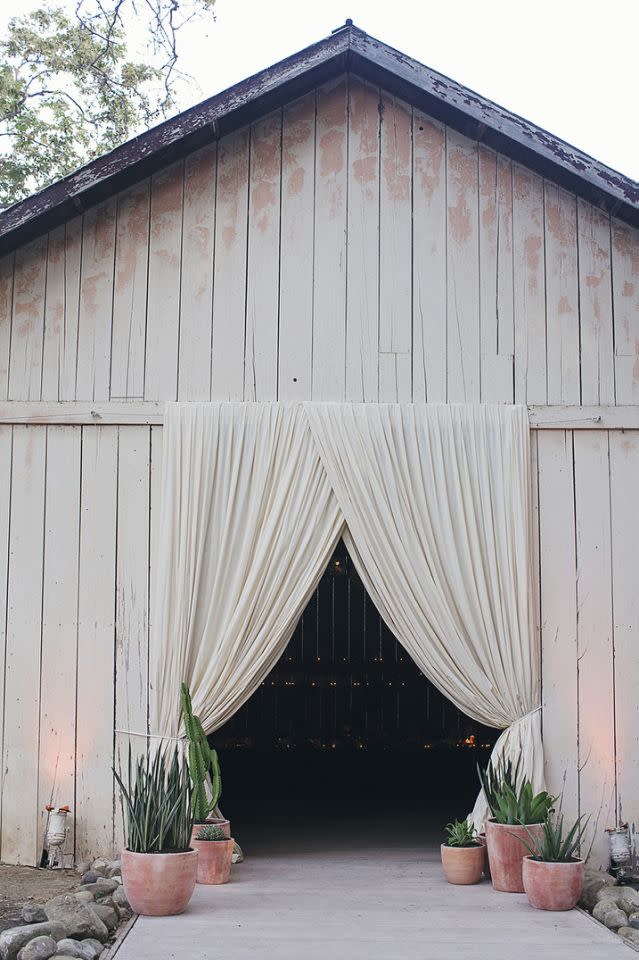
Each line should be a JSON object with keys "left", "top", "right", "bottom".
{"left": 181, "top": 683, "right": 222, "bottom": 821}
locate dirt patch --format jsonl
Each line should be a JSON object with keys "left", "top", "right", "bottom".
{"left": 0, "top": 864, "right": 77, "bottom": 933}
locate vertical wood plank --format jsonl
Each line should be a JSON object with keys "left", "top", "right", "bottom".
{"left": 513, "top": 166, "right": 546, "bottom": 403}
{"left": 312, "top": 77, "right": 348, "bottom": 400}
{"left": 574, "top": 431, "right": 616, "bottom": 867}
{"left": 8, "top": 237, "right": 47, "bottom": 401}
{"left": 76, "top": 201, "right": 116, "bottom": 401}
{"left": 379, "top": 93, "right": 412, "bottom": 402}
{"left": 279, "top": 94, "right": 315, "bottom": 401}
{"left": 609, "top": 431, "right": 639, "bottom": 830}
{"left": 345, "top": 78, "right": 379, "bottom": 402}
{"left": 41, "top": 219, "right": 82, "bottom": 402}
{"left": 611, "top": 219, "right": 639, "bottom": 404}
{"left": 178, "top": 147, "right": 216, "bottom": 401}
{"left": 577, "top": 201, "right": 614, "bottom": 405}
{"left": 478, "top": 149, "right": 514, "bottom": 401}
{"left": 412, "top": 113, "right": 446, "bottom": 402}
{"left": 245, "top": 112, "right": 281, "bottom": 401}
{"left": 76, "top": 426, "right": 117, "bottom": 859}
{"left": 2, "top": 426, "right": 46, "bottom": 864}
{"left": 145, "top": 163, "right": 183, "bottom": 401}
{"left": 537, "top": 430, "right": 578, "bottom": 822}
{"left": 38, "top": 427, "right": 80, "bottom": 856}
{"left": 0, "top": 426, "right": 12, "bottom": 848}
{"left": 111, "top": 182, "right": 150, "bottom": 400}
{"left": 114, "top": 425, "right": 150, "bottom": 847}
{"left": 0, "top": 253, "right": 15, "bottom": 399}
{"left": 545, "top": 185, "right": 580, "bottom": 404}
{"left": 446, "top": 128, "right": 479, "bottom": 401}
{"left": 211, "top": 129, "right": 249, "bottom": 400}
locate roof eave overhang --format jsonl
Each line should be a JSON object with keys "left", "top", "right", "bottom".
{"left": 0, "top": 24, "right": 637, "bottom": 255}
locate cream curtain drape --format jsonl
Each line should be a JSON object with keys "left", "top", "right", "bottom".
{"left": 305, "top": 403, "right": 542, "bottom": 825}
{"left": 150, "top": 401, "right": 541, "bottom": 828}
{"left": 150, "top": 402, "right": 343, "bottom": 738}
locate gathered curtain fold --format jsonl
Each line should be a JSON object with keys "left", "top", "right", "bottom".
{"left": 150, "top": 401, "right": 542, "bottom": 828}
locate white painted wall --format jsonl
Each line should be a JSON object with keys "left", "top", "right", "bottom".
{"left": 0, "top": 73, "right": 638, "bottom": 866}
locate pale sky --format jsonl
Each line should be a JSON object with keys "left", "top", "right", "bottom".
{"left": 3, "top": 0, "right": 638, "bottom": 180}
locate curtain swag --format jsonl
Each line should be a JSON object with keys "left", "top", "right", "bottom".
{"left": 147, "top": 402, "right": 543, "bottom": 827}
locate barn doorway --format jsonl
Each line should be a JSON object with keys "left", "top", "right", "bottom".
{"left": 213, "top": 540, "right": 498, "bottom": 850}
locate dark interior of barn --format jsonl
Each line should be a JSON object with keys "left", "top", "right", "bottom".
{"left": 212, "top": 540, "right": 498, "bottom": 846}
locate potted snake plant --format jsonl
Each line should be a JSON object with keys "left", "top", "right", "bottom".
{"left": 191, "top": 824, "right": 235, "bottom": 884}
{"left": 181, "top": 684, "right": 229, "bottom": 842}
{"left": 521, "top": 812, "right": 588, "bottom": 910}
{"left": 113, "top": 745, "right": 197, "bottom": 916}
{"left": 479, "top": 757, "right": 554, "bottom": 893}
{"left": 441, "top": 818, "right": 485, "bottom": 885}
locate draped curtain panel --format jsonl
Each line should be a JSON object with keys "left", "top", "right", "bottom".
{"left": 305, "top": 403, "right": 542, "bottom": 826}
{"left": 151, "top": 402, "right": 343, "bottom": 738}
{"left": 150, "top": 401, "right": 541, "bottom": 827}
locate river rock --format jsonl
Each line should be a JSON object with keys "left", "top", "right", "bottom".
{"left": 43, "top": 898, "right": 107, "bottom": 943}
{"left": 627, "top": 911, "right": 639, "bottom": 929}
{"left": 70, "top": 894, "right": 93, "bottom": 905}
{"left": 20, "top": 907, "right": 47, "bottom": 925}
{"left": 16, "top": 937, "right": 58, "bottom": 960}
{"left": 105, "top": 861, "right": 121, "bottom": 879}
{"left": 78, "top": 875, "right": 100, "bottom": 888}
{"left": 617, "top": 886, "right": 639, "bottom": 913}
{"left": 79, "top": 942, "right": 104, "bottom": 959}
{"left": 86, "top": 906, "right": 117, "bottom": 933}
{"left": 52, "top": 940, "right": 96, "bottom": 960}
{"left": 111, "top": 887, "right": 129, "bottom": 910}
{"left": 618, "top": 926, "right": 639, "bottom": 947}
{"left": 0, "top": 924, "right": 66, "bottom": 960}
{"left": 592, "top": 899, "right": 628, "bottom": 929}
{"left": 579, "top": 869, "right": 617, "bottom": 910}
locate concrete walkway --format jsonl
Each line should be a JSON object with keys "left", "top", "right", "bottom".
{"left": 114, "top": 819, "right": 629, "bottom": 960}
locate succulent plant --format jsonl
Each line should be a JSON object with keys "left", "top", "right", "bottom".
{"left": 113, "top": 744, "right": 192, "bottom": 854}
{"left": 196, "top": 824, "right": 229, "bottom": 842}
{"left": 181, "top": 683, "right": 222, "bottom": 822}
{"left": 444, "top": 818, "right": 478, "bottom": 847}
{"left": 522, "top": 811, "right": 589, "bottom": 862}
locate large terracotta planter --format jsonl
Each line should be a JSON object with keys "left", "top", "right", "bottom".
{"left": 190, "top": 817, "right": 230, "bottom": 846}
{"left": 191, "top": 837, "right": 234, "bottom": 884}
{"left": 121, "top": 848, "right": 198, "bottom": 916}
{"left": 522, "top": 856, "right": 585, "bottom": 910}
{"left": 485, "top": 819, "right": 544, "bottom": 893}
{"left": 440, "top": 843, "right": 485, "bottom": 885}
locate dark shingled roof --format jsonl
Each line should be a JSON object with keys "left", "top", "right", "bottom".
{"left": 1, "top": 20, "right": 637, "bottom": 253}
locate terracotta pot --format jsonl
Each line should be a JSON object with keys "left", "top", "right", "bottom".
{"left": 190, "top": 817, "right": 230, "bottom": 846}
{"left": 522, "top": 856, "right": 585, "bottom": 910}
{"left": 485, "top": 819, "right": 544, "bottom": 893}
{"left": 191, "top": 837, "right": 234, "bottom": 884}
{"left": 440, "top": 843, "right": 485, "bottom": 885}
{"left": 477, "top": 832, "right": 491, "bottom": 880}
{"left": 121, "top": 848, "right": 197, "bottom": 916}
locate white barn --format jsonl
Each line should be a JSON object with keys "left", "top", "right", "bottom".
{"left": 0, "top": 22, "right": 637, "bottom": 868}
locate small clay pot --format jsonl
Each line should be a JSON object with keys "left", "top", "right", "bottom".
{"left": 121, "top": 848, "right": 197, "bottom": 915}
{"left": 440, "top": 843, "right": 485, "bottom": 885}
{"left": 191, "top": 837, "right": 234, "bottom": 884}
{"left": 485, "top": 819, "right": 544, "bottom": 893}
{"left": 522, "top": 856, "right": 585, "bottom": 910}
{"left": 190, "top": 817, "right": 230, "bottom": 846}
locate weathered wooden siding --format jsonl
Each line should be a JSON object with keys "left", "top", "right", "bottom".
{"left": 0, "top": 73, "right": 637, "bottom": 867}
{"left": 1, "top": 75, "right": 637, "bottom": 407}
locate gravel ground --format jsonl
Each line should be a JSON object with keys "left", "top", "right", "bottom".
{"left": 0, "top": 864, "right": 77, "bottom": 933}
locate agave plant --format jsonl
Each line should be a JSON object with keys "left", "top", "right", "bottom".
{"left": 195, "top": 824, "right": 229, "bottom": 842}
{"left": 444, "top": 818, "right": 477, "bottom": 847}
{"left": 522, "top": 811, "right": 589, "bottom": 862}
{"left": 113, "top": 745, "right": 192, "bottom": 854}
{"left": 477, "top": 755, "right": 521, "bottom": 816}
{"left": 491, "top": 780, "right": 555, "bottom": 826}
